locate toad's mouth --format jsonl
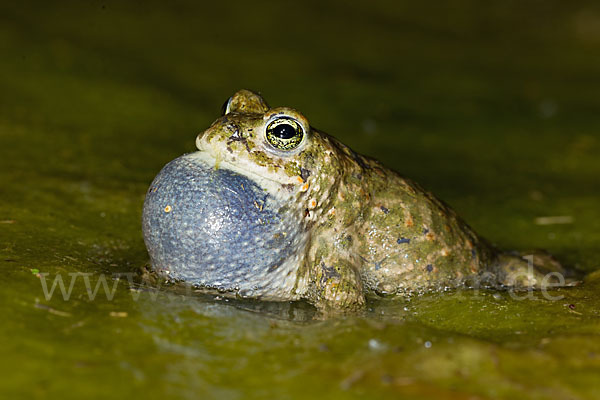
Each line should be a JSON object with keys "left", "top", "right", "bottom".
{"left": 142, "top": 152, "right": 306, "bottom": 301}
{"left": 193, "top": 148, "right": 297, "bottom": 201}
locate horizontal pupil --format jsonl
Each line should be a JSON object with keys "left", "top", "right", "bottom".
{"left": 273, "top": 124, "right": 297, "bottom": 139}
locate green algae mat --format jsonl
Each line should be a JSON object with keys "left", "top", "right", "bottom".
{"left": 1, "top": 1, "right": 600, "bottom": 399}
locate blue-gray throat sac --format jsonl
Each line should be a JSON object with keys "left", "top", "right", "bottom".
{"left": 142, "top": 152, "right": 305, "bottom": 300}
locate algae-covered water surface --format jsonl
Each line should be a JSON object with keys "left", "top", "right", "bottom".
{"left": 1, "top": 1, "right": 600, "bottom": 399}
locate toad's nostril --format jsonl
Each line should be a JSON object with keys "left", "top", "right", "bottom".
{"left": 225, "top": 122, "right": 243, "bottom": 139}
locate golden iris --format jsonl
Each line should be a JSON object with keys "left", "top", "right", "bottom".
{"left": 265, "top": 118, "right": 304, "bottom": 150}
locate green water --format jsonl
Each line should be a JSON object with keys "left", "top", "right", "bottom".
{"left": 1, "top": 1, "right": 600, "bottom": 399}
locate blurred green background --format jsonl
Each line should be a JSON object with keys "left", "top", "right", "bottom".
{"left": 1, "top": 1, "right": 599, "bottom": 399}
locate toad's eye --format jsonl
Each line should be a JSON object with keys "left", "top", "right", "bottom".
{"left": 265, "top": 118, "right": 304, "bottom": 151}
{"left": 221, "top": 96, "right": 233, "bottom": 115}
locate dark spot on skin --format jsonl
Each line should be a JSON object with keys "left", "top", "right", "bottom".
{"left": 300, "top": 167, "right": 311, "bottom": 182}
{"left": 360, "top": 255, "right": 387, "bottom": 271}
{"left": 471, "top": 248, "right": 477, "bottom": 260}
{"left": 397, "top": 237, "right": 410, "bottom": 244}
{"left": 426, "top": 264, "right": 433, "bottom": 272}
{"left": 267, "top": 257, "right": 286, "bottom": 273}
{"left": 423, "top": 228, "right": 430, "bottom": 235}
{"left": 380, "top": 206, "right": 389, "bottom": 214}
{"left": 301, "top": 152, "right": 316, "bottom": 169}
{"left": 282, "top": 183, "right": 294, "bottom": 192}
{"left": 568, "top": 304, "right": 576, "bottom": 310}
{"left": 320, "top": 262, "right": 341, "bottom": 280}
{"left": 304, "top": 208, "right": 310, "bottom": 218}
{"left": 348, "top": 148, "right": 371, "bottom": 170}
{"left": 226, "top": 146, "right": 233, "bottom": 153}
